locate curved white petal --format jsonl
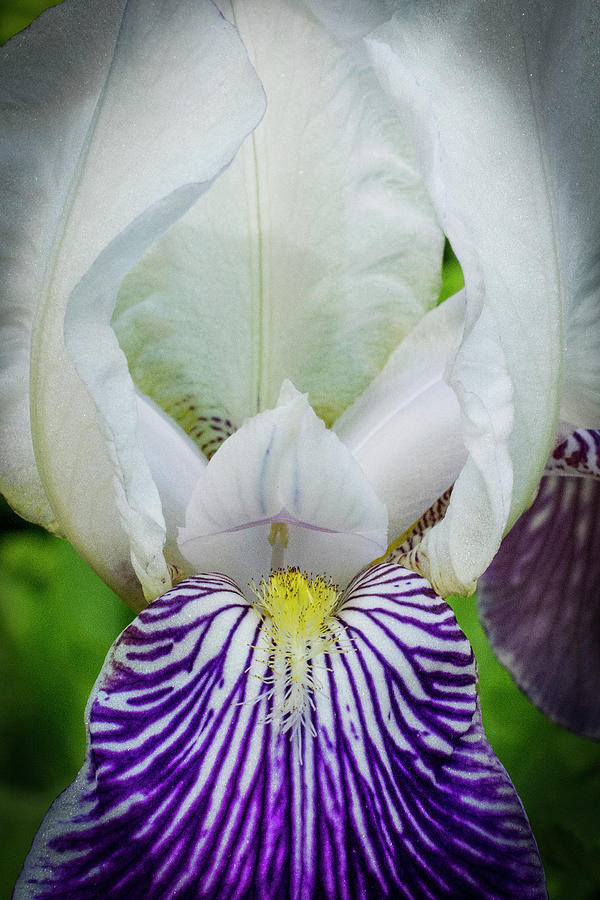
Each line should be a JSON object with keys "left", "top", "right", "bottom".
{"left": 135, "top": 391, "right": 207, "bottom": 575}
{"left": 365, "top": 1, "right": 588, "bottom": 594}
{"left": 112, "top": 0, "right": 444, "bottom": 455}
{"left": 179, "top": 382, "right": 388, "bottom": 591}
{"left": 335, "top": 290, "right": 467, "bottom": 541}
{"left": 304, "top": 0, "right": 396, "bottom": 41}
{"left": 0, "top": 0, "right": 265, "bottom": 603}
{"left": 547, "top": 4, "right": 600, "bottom": 426}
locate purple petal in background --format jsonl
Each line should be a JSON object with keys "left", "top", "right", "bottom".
{"left": 479, "top": 470, "right": 600, "bottom": 738}
{"left": 16, "top": 566, "right": 545, "bottom": 899}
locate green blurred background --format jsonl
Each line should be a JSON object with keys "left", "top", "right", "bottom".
{"left": 1, "top": 2, "right": 599, "bottom": 897}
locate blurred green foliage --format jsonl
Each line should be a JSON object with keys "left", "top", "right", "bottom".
{"left": 438, "top": 241, "right": 464, "bottom": 304}
{"left": 0, "top": 2, "right": 599, "bottom": 899}
{"left": 0, "top": 509, "right": 133, "bottom": 895}
{"left": 0, "top": 0, "right": 60, "bottom": 43}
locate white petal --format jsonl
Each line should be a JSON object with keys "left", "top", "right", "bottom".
{"left": 366, "top": 2, "right": 577, "bottom": 594}
{"left": 0, "top": 0, "right": 265, "bottom": 603}
{"left": 178, "top": 383, "right": 388, "bottom": 590}
{"left": 544, "top": 3, "right": 600, "bottom": 426}
{"left": 303, "top": 0, "right": 396, "bottom": 41}
{"left": 112, "top": 0, "right": 444, "bottom": 453}
{"left": 135, "top": 391, "right": 207, "bottom": 575}
{"left": 335, "top": 290, "right": 467, "bottom": 540}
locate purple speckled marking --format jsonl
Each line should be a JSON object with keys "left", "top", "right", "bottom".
{"left": 386, "top": 488, "right": 453, "bottom": 571}
{"left": 479, "top": 472, "right": 600, "bottom": 738}
{"left": 547, "top": 428, "right": 600, "bottom": 479}
{"left": 16, "top": 566, "right": 545, "bottom": 899}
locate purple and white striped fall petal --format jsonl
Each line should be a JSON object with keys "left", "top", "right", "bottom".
{"left": 479, "top": 429, "right": 600, "bottom": 738}
{"left": 17, "top": 565, "right": 545, "bottom": 899}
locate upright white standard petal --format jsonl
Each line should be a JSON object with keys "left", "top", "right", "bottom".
{"left": 335, "top": 290, "right": 467, "bottom": 541}
{"left": 364, "top": 0, "right": 600, "bottom": 594}
{"left": 0, "top": 0, "right": 265, "bottom": 605}
{"left": 179, "top": 383, "right": 388, "bottom": 590}
{"left": 112, "top": 0, "right": 444, "bottom": 456}
{"left": 547, "top": 5, "right": 600, "bottom": 426}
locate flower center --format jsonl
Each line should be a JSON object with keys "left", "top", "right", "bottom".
{"left": 252, "top": 569, "right": 349, "bottom": 747}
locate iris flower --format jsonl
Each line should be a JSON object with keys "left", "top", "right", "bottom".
{"left": 1, "top": 0, "right": 598, "bottom": 896}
